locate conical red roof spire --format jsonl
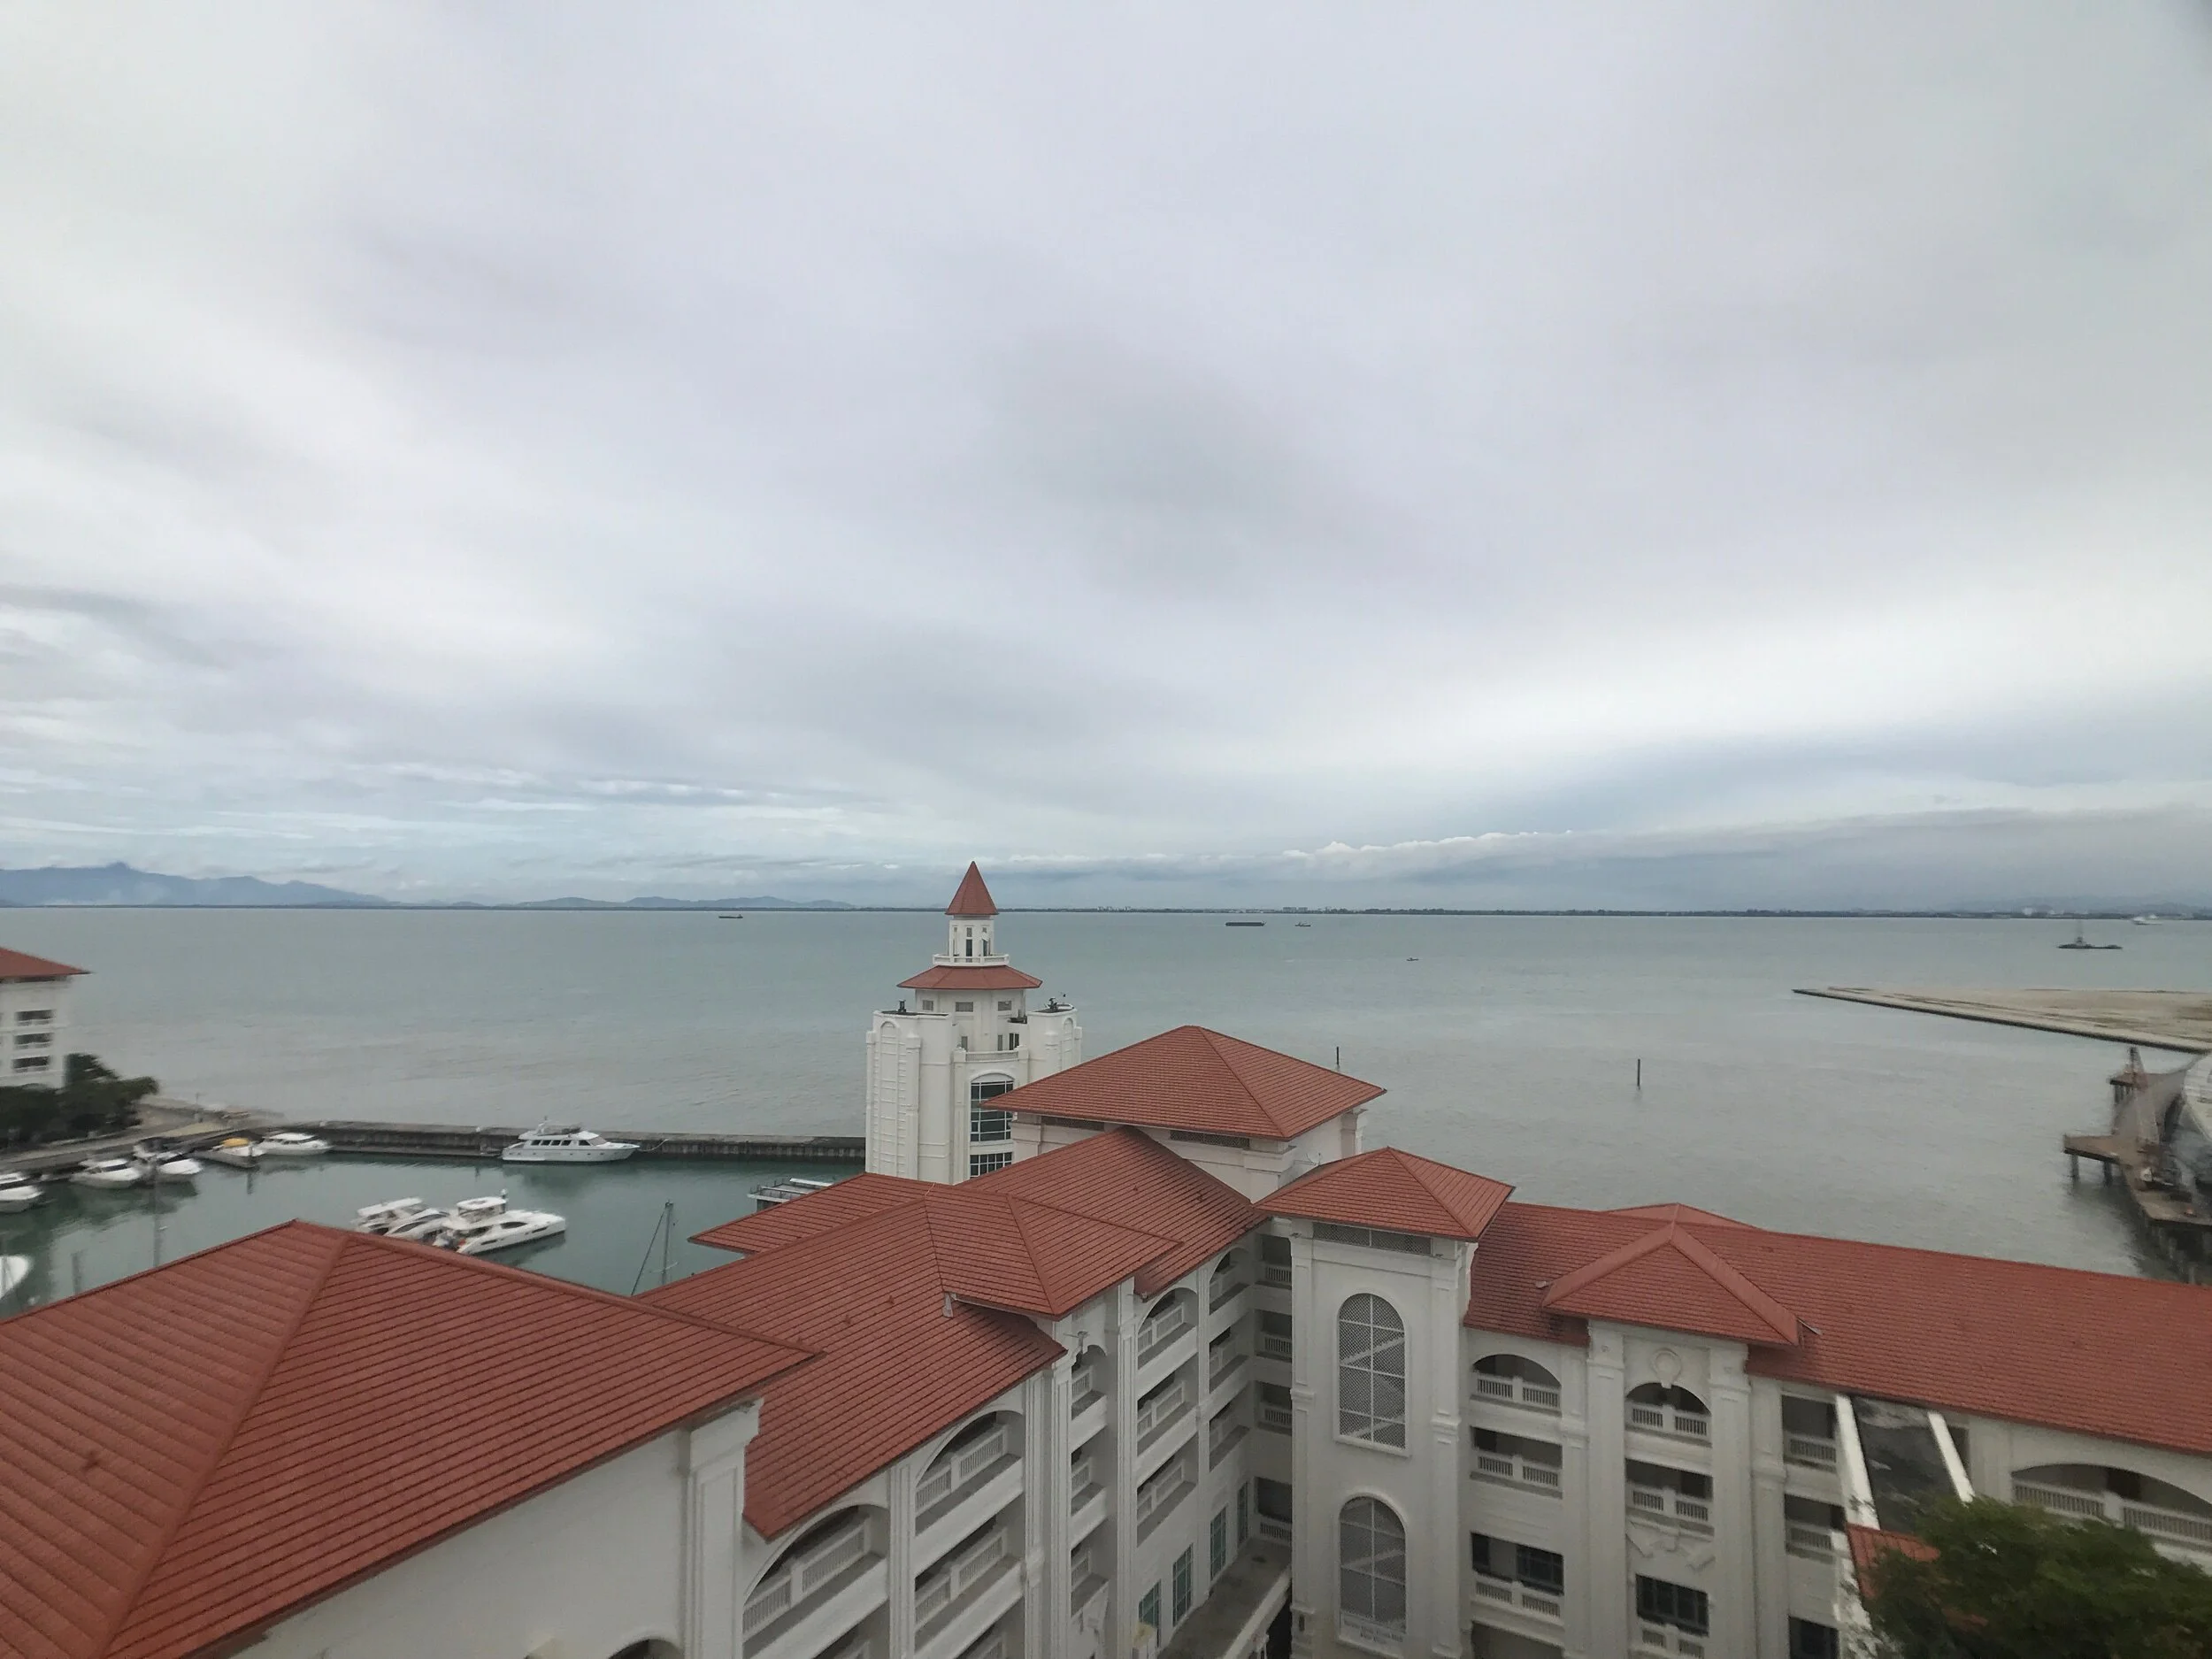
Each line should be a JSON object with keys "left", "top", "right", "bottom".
{"left": 944, "top": 862, "right": 998, "bottom": 918}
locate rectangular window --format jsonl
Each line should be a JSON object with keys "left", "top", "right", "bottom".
{"left": 1172, "top": 1548, "right": 1193, "bottom": 1623}
{"left": 13, "top": 1033, "right": 50, "bottom": 1047}
{"left": 1210, "top": 1508, "right": 1229, "bottom": 1577}
{"left": 968, "top": 1151, "right": 1013, "bottom": 1176}
{"left": 1041, "top": 1115, "right": 1106, "bottom": 1131}
{"left": 921, "top": 999, "right": 935, "bottom": 1010}
{"left": 954, "top": 1000, "right": 975, "bottom": 1011}
{"left": 1636, "top": 1576, "right": 1710, "bottom": 1637}
{"left": 1237, "top": 1485, "right": 1250, "bottom": 1545}
{"left": 970, "top": 1106, "right": 1013, "bottom": 1142}
{"left": 1006, "top": 1033, "right": 1018, "bottom": 1049}
{"left": 1471, "top": 1534, "right": 1563, "bottom": 1594}
{"left": 1313, "top": 1220, "right": 1431, "bottom": 1255}
{"left": 1789, "top": 1617, "right": 1841, "bottom": 1659}
{"left": 1139, "top": 1585, "right": 1161, "bottom": 1634}
{"left": 12, "top": 1056, "right": 48, "bottom": 1071}
{"left": 16, "top": 1010, "right": 51, "bottom": 1024}
{"left": 996, "top": 1000, "right": 1012, "bottom": 1010}
{"left": 1169, "top": 1129, "right": 1252, "bottom": 1149}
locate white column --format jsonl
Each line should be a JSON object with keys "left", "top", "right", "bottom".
{"left": 919, "top": 1025, "right": 953, "bottom": 1184}
{"left": 685, "top": 1403, "right": 757, "bottom": 1659}
{"left": 1749, "top": 1382, "right": 1790, "bottom": 1659}
{"left": 1709, "top": 1350, "right": 1757, "bottom": 1659}
{"left": 1583, "top": 1327, "right": 1629, "bottom": 1659}
{"left": 1557, "top": 1417, "right": 1594, "bottom": 1659}
{"left": 1111, "top": 1287, "right": 1144, "bottom": 1657}
{"left": 887, "top": 1448, "right": 918, "bottom": 1658}
{"left": 1287, "top": 1226, "right": 1320, "bottom": 1659}
{"left": 1039, "top": 1356, "right": 1075, "bottom": 1659}
{"left": 1424, "top": 1247, "right": 1466, "bottom": 1659}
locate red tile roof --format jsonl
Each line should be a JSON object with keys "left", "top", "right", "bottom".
{"left": 945, "top": 862, "right": 998, "bottom": 917}
{"left": 1469, "top": 1201, "right": 2212, "bottom": 1460}
{"left": 973, "top": 1126, "right": 1262, "bottom": 1295}
{"left": 1847, "top": 1524, "right": 1938, "bottom": 1598}
{"left": 1000, "top": 1025, "right": 1383, "bottom": 1141}
{"left": 1260, "top": 1147, "right": 1513, "bottom": 1240}
{"left": 899, "top": 964, "right": 1043, "bottom": 991}
{"left": 1609, "top": 1202, "right": 1751, "bottom": 1229}
{"left": 0, "top": 1224, "right": 805, "bottom": 1659}
{"left": 645, "top": 1202, "right": 1062, "bottom": 1538}
{"left": 692, "top": 1171, "right": 926, "bottom": 1254}
{"left": 1540, "top": 1223, "right": 1801, "bottom": 1346}
{"left": 0, "top": 948, "right": 86, "bottom": 980}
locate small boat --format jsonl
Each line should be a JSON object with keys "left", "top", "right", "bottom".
{"left": 201, "top": 1136, "right": 266, "bottom": 1169}
{"left": 431, "top": 1202, "right": 566, "bottom": 1255}
{"left": 2133, "top": 915, "right": 2163, "bottom": 926}
{"left": 0, "top": 1172, "right": 46, "bottom": 1212}
{"left": 719, "top": 913, "right": 744, "bottom": 919}
{"left": 1294, "top": 921, "right": 1311, "bottom": 927}
{"left": 70, "top": 1157, "right": 145, "bottom": 1191}
{"left": 256, "top": 1132, "right": 332, "bottom": 1157}
{"left": 500, "top": 1124, "right": 639, "bottom": 1164}
{"left": 0, "top": 1255, "right": 29, "bottom": 1302}
{"left": 355, "top": 1197, "right": 437, "bottom": 1234}
{"left": 2058, "top": 926, "right": 2121, "bottom": 951}
{"left": 136, "top": 1151, "right": 203, "bottom": 1183}
{"left": 752, "top": 1175, "right": 834, "bottom": 1211}
{"left": 1225, "top": 919, "right": 1265, "bottom": 927}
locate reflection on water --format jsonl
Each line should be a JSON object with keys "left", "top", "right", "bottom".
{"left": 0, "top": 1152, "right": 854, "bottom": 1313}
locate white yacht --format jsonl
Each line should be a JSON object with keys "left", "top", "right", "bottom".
{"left": 0, "top": 1255, "right": 29, "bottom": 1302}
{"left": 137, "top": 1152, "right": 203, "bottom": 1183}
{"left": 0, "top": 1173, "right": 45, "bottom": 1211}
{"left": 201, "top": 1136, "right": 266, "bottom": 1170}
{"left": 385, "top": 1205, "right": 462, "bottom": 1242}
{"left": 256, "top": 1132, "right": 332, "bottom": 1158}
{"left": 431, "top": 1200, "right": 567, "bottom": 1256}
{"left": 500, "top": 1124, "right": 639, "bottom": 1164}
{"left": 355, "top": 1197, "right": 437, "bottom": 1235}
{"left": 70, "top": 1157, "right": 145, "bottom": 1191}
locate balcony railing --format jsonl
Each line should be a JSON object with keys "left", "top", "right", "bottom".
{"left": 1471, "top": 1450, "right": 1563, "bottom": 1495}
{"left": 1787, "top": 1523, "right": 1839, "bottom": 1561}
{"left": 1258, "top": 1327, "right": 1294, "bottom": 1363}
{"left": 1210, "top": 1275, "right": 1248, "bottom": 1312}
{"left": 1472, "top": 1575, "right": 1563, "bottom": 1621}
{"left": 2016, "top": 1480, "right": 2212, "bottom": 1553}
{"left": 1626, "top": 1483, "right": 1712, "bottom": 1535}
{"left": 1209, "top": 1411, "right": 1247, "bottom": 1467}
{"left": 1136, "top": 1379, "right": 1192, "bottom": 1448}
{"left": 1138, "top": 1302, "right": 1194, "bottom": 1367}
{"left": 916, "top": 1421, "right": 1013, "bottom": 1517}
{"left": 1257, "top": 1397, "right": 1294, "bottom": 1434}
{"left": 1637, "top": 1624, "right": 1708, "bottom": 1658}
{"left": 914, "top": 1525, "right": 1009, "bottom": 1633}
{"left": 1628, "top": 1403, "right": 1709, "bottom": 1441}
{"left": 1071, "top": 1368, "right": 1105, "bottom": 1417}
{"left": 1134, "top": 1458, "right": 1193, "bottom": 1537}
{"left": 1069, "top": 1457, "right": 1102, "bottom": 1515}
{"left": 1209, "top": 1346, "right": 1248, "bottom": 1390}
{"left": 1071, "top": 1561, "right": 1109, "bottom": 1619}
{"left": 1260, "top": 1261, "right": 1292, "bottom": 1288}
{"left": 1257, "top": 1511, "right": 1292, "bottom": 1544}
{"left": 1339, "top": 1614, "right": 1406, "bottom": 1651}
{"left": 1473, "top": 1374, "right": 1561, "bottom": 1414}
{"left": 1785, "top": 1432, "right": 1839, "bottom": 1471}
{"left": 743, "top": 1515, "right": 872, "bottom": 1638}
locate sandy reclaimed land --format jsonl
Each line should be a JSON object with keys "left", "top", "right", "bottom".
{"left": 1795, "top": 987, "right": 2212, "bottom": 1054}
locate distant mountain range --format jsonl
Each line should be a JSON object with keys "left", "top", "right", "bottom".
{"left": 0, "top": 863, "right": 852, "bottom": 910}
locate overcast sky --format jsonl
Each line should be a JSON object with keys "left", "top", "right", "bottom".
{"left": 3, "top": 4, "right": 2209, "bottom": 906}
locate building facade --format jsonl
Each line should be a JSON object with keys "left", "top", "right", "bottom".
{"left": 0, "top": 946, "right": 81, "bottom": 1086}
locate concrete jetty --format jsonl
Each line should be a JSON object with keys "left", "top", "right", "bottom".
{"left": 296, "top": 1119, "right": 863, "bottom": 1164}
{"left": 1796, "top": 987, "right": 2212, "bottom": 1053}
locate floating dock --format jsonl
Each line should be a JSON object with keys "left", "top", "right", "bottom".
{"left": 2065, "top": 1053, "right": 2212, "bottom": 1283}
{"left": 1796, "top": 986, "right": 2212, "bottom": 1053}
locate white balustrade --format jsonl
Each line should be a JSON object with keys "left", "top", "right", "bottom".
{"left": 1257, "top": 1398, "right": 1294, "bottom": 1434}
{"left": 1471, "top": 1576, "right": 1563, "bottom": 1620}
{"left": 1786, "top": 1523, "right": 1838, "bottom": 1560}
{"left": 1258, "top": 1330, "right": 1294, "bottom": 1362}
{"left": 1785, "top": 1432, "right": 1839, "bottom": 1470}
{"left": 1473, "top": 1374, "right": 1562, "bottom": 1414}
{"left": 743, "top": 1515, "right": 872, "bottom": 1637}
{"left": 1134, "top": 1458, "right": 1192, "bottom": 1533}
{"left": 1209, "top": 1346, "right": 1248, "bottom": 1389}
{"left": 1471, "top": 1450, "right": 1563, "bottom": 1494}
{"left": 1210, "top": 1275, "right": 1247, "bottom": 1312}
{"left": 1626, "top": 1483, "right": 1712, "bottom": 1534}
{"left": 916, "top": 1421, "right": 1011, "bottom": 1516}
{"left": 1628, "top": 1403, "right": 1709, "bottom": 1440}
{"left": 1136, "top": 1378, "right": 1191, "bottom": 1446}
{"left": 2016, "top": 1480, "right": 2212, "bottom": 1553}
{"left": 914, "top": 1526, "right": 1009, "bottom": 1632}
{"left": 1138, "top": 1302, "right": 1194, "bottom": 1366}
{"left": 1637, "top": 1624, "right": 1708, "bottom": 1657}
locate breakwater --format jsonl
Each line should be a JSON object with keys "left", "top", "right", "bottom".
{"left": 290, "top": 1120, "right": 864, "bottom": 1164}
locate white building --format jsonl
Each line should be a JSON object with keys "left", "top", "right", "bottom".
{"left": 0, "top": 945, "right": 82, "bottom": 1087}
{"left": 8, "top": 868, "right": 2212, "bottom": 1659}
{"left": 866, "top": 864, "right": 1084, "bottom": 1182}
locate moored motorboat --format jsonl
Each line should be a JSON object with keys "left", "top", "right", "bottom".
{"left": 137, "top": 1152, "right": 203, "bottom": 1182}
{"left": 431, "top": 1203, "right": 566, "bottom": 1255}
{"left": 0, "top": 1172, "right": 45, "bottom": 1211}
{"left": 751, "top": 1175, "right": 833, "bottom": 1210}
{"left": 0, "top": 1255, "right": 29, "bottom": 1302}
{"left": 500, "top": 1124, "right": 639, "bottom": 1164}
{"left": 201, "top": 1136, "right": 266, "bottom": 1170}
{"left": 256, "top": 1132, "right": 332, "bottom": 1157}
{"left": 70, "top": 1157, "right": 145, "bottom": 1191}
{"left": 355, "top": 1197, "right": 437, "bottom": 1234}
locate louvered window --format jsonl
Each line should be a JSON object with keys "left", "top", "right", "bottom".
{"left": 1336, "top": 1294, "right": 1406, "bottom": 1448}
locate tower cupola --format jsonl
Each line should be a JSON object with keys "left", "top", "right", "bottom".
{"left": 942, "top": 861, "right": 1002, "bottom": 963}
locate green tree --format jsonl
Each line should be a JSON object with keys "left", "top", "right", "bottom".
{"left": 1866, "top": 1497, "right": 2212, "bottom": 1659}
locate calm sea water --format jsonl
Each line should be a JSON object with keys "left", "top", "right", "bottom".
{"left": 2, "top": 908, "right": 2205, "bottom": 1303}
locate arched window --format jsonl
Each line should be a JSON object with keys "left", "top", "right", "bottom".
{"left": 1339, "top": 1497, "right": 1407, "bottom": 1643}
{"left": 1337, "top": 1294, "right": 1406, "bottom": 1448}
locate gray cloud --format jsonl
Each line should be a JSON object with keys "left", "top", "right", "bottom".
{"left": 0, "top": 3, "right": 2208, "bottom": 902}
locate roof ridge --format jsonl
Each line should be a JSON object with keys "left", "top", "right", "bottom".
{"left": 1193, "top": 1027, "right": 1282, "bottom": 1127}
{"left": 1663, "top": 1225, "right": 1800, "bottom": 1342}
{"left": 1540, "top": 1220, "right": 1677, "bottom": 1302}
{"left": 93, "top": 1224, "right": 350, "bottom": 1656}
